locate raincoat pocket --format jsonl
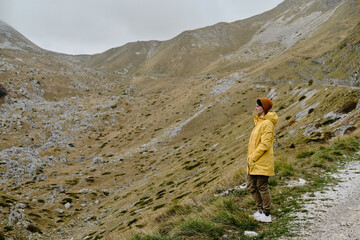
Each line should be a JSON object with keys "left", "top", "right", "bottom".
{"left": 247, "top": 158, "right": 255, "bottom": 172}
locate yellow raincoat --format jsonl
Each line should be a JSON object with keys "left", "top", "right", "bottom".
{"left": 247, "top": 112, "right": 278, "bottom": 176}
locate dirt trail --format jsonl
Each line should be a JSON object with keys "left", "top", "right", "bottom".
{"left": 290, "top": 154, "right": 360, "bottom": 239}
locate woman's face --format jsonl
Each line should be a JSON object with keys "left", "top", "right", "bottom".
{"left": 255, "top": 103, "right": 265, "bottom": 116}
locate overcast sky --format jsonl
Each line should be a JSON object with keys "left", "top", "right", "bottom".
{"left": 0, "top": 0, "right": 283, "bottom": 55}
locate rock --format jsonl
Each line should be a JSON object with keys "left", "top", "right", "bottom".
{"left": 65, "top": 202, "right": 71, "bottom": 210}
{"left": 52, "top": 185, "right": 65, "bottom": 193}
{"left": 78, "top": 189, "right": 90, "bottom": 194}
{"left": 16, "top": 203, "right": 27, "bottom": 209}
{"left": 287, "top": 178, "right": 307, "bottom": 187}
{"left": 92, "top": 157, "right": 104, "bottom": 164}
{"left": 244, "top": 231, "right": 259, "bottom": 237}
{"left": 56, "top": 208, "right": 64, "bottom": 214}
{"left": 8, "top": 206, "right": 24, "bottom": 226}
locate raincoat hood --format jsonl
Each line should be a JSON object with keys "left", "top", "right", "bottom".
{"left": 254, "top": 112, "right": 278, "bottom": 126}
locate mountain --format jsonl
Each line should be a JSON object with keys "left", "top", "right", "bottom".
{"left": 0, "top": 0, "right": 359, "bottom": 239}
{"left": 84, "top": 0, "right": 359, "bottom": 82}
{"left": 0, "top": 20, "right": 43, "bottom": 53}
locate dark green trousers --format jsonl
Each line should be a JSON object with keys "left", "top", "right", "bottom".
{"left": 247, "top": 175, "right": 271, "bottom": 212}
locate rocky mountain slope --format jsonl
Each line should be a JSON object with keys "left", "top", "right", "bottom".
{"left": 0, "top": 0, "right": 359, "bottom": 239}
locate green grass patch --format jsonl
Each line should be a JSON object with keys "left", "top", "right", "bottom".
{"left": 177, "top": 218, "right": 224, "bottom": 239}
{"left": 212, "top": 199, "right": 258, "bottom": 231}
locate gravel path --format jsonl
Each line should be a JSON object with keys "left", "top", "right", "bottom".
{"left": 291, "top": 155, "right": 360, "bottom": 239}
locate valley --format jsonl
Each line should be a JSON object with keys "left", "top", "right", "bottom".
{"left": 0, "top": 0, "right": 360, "bottom": 239}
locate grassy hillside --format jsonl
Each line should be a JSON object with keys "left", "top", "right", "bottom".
{"left": 1, "top": 74, "right": 358, "bottom": 239}
{"left": 131, "top": 133, "right": 360, "bottom": 239}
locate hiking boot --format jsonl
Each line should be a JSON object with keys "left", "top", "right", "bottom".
{"left": 256, "top": 213, "right": 272, "bottom": 223}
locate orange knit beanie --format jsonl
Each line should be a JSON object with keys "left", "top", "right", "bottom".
{"left": 258, "top": 98, "right": 273, "bottom": 114}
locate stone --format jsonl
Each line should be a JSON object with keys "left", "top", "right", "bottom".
{"left": 244, "top": 231, "right": 259, "bottom": 237}
{"left": 78, "top": 189, "right": 90, "bottom": 194}
{"left": 92, "top": 157, "right": 104, "bottom": 164}
{"left": 56, "top": 208, "right": 64, "bottom": 214}
{"left": 65, "top": 202, "right": 71, "bottom": 210}
{"left": 8, "top": 207, "right": 24, "bottom": 226}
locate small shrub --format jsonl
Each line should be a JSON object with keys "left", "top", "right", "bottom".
{"left": 128, "top": 218, "right": 138, "bottom": 226}
{"left": 323, "top": 118, "right": 340, "bottom": 126}
{"left": 278, "top": 105, "right": 285, "bottom": 111}
{"left": 155, "top": 189, "right": 166, "bottom": 200}
{"left": 0, "top": 84, "right": 8, "bottom": 98}
{"left": 100, "top": 142, "right": 108, "bottom": 148}
{"left": 26, "top": 224, "right": 42, "bottom": 234}
{"left": 86, "top": 177, "right": 95, "bottom": 183}
{"left": 65, "top": 178, "right": 79, "bottom": 186}
{"left": 317, "top": 151, "right": 335, "bottom": 162}
{"left": 166, "top": 181, "right": 174, "bottom": 186}
{"left": 61, "top": 198, "right": 72, "bottom": 205}
{"left": 275, "top": 158, "right": 294, "bottom": 177}
{"left": 311, "top": 158, "right": 327, "bottom": 168}
{"left": 296, "top": 151, "right": 315, "bottom": 159}
{"left": 288, "top": 120, "right": 296, "bottom": 126}
{"left": 324, "top": 132, "right": 334, "bottom": 140}
{"left": 134, "top": 197, "right": 153, "bottom": 207}
{"left": 269, "top": 176, "right": 279, "bottom": 186}
{"left": 337, "top": 100, "right": 357, "bottom": 114}
{"left": 153, "top": 204, "right": 166, "bottom": 211}
{"left": 344, "top": 126, "right": 357, "bottom": 135}
{"left": 4, "top": 226, "right": 13, "bottom": 232}
{"left": 28, "top": 213, "right": 41, "bottom": 218}
{"left": 183, "top": 162, "right": 201, "bottom": 170}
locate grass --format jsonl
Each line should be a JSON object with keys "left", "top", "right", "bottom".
{"left": 274, "top": 156, "right": 295, "bottom": 178}
{"left": 132, "top": 234, "right": 179, "bottom": 240}
{"left": 212, "top": 199, "right": 258, "bottom": 232}
{"left": 177, "top": 218, "right": 225, "bottom": 239}
{"left": 132, "top": 135, "right": 360, "bottom": 239}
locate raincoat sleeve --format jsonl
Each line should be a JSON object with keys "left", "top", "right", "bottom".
{"left": 249, "top": 121, "right": 274, "bottom": 162}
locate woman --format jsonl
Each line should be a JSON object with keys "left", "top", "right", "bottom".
{"left": 247, "top": 98, "right": 278, "bottom": 223}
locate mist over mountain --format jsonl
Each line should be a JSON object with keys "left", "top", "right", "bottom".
{"left": 0, "top": 0, "right": 359, "bottom": 239}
